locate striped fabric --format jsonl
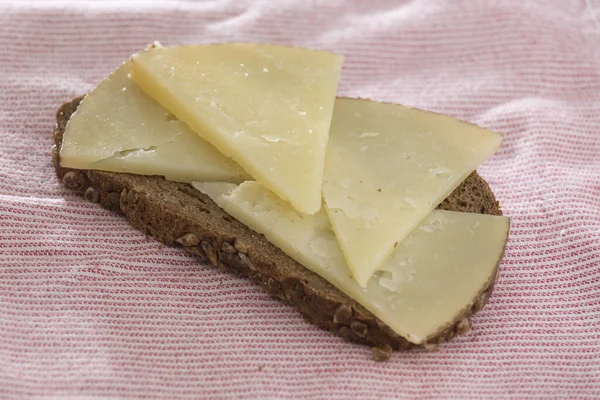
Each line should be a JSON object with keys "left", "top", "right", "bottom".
{"left": 1, "top": 1, "right": 599, "bottom": 398}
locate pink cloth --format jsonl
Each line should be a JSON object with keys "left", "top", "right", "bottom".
{"left": 1, "top": 0, "right": 599, "bottom": 398}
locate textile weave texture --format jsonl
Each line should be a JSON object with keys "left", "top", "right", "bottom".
{"left": 1, "top": 1, "right": 599, "bottom": 398}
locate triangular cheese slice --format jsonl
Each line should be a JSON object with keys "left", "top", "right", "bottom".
{"left": 130, "top": 43, "right": 343, "bottom": 214}
{"left": 194, "top": 181, "right": 509, "bottom": 344}
{"left": 323, "top": 98, "right": 503, "bottom": 286}
{"left": 60, "top": 59, "right": 249, "bottom": 183}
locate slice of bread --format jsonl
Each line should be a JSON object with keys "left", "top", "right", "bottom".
{"left": 52, "top": 97, "right": 503, "bottom": 352}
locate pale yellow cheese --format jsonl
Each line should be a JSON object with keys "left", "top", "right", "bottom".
{"left": 131, "top": 44, "right": 343, "bottom": 214}
{"left": 193, "top": 181, "right": 509, "bottom": 344}
{"left": 323, "top": 98, "right": 504, "bottom": 286}
{"left": 60, "top": 60, "right": 249, "bottom": 183}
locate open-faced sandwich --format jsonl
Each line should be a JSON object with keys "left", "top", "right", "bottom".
{"left": 53, "top": 42, "right": 509, "bottom": 361}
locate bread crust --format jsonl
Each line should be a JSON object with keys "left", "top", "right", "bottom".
{"left": 53, "top": 97, "right": 504, "bottom": 352}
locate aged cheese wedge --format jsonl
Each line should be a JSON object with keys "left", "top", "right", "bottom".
{"left": 193, "top": 181, "right": 509, "bottom": 344}
{"left": 131, "top": 43, "right": 343, "bottom": 214}
{"left": 323, "top": 98, "right": 504, "bottom": 286}
{"left": 60, "top": 60, "right": 249, "bottom": 183}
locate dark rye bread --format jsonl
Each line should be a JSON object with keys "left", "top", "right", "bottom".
{"left": 52, "top": 97, "right": 503, "bottom": 355}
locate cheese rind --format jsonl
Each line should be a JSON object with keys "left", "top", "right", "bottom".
{"left": 59, "top": 60, "right": 249, "bottom": 183}
{"left": 193, "top": 181, "right": 509, "bottom": 344}
{"left": 131, "top": 44, "right": 343, "bottom": 214}
{"left": 323, "top": 98, "right": 504, "bottom": 286}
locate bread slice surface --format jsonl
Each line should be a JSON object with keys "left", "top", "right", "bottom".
{"left": 52, "top": 96, "right": 503, "bottom": 351}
